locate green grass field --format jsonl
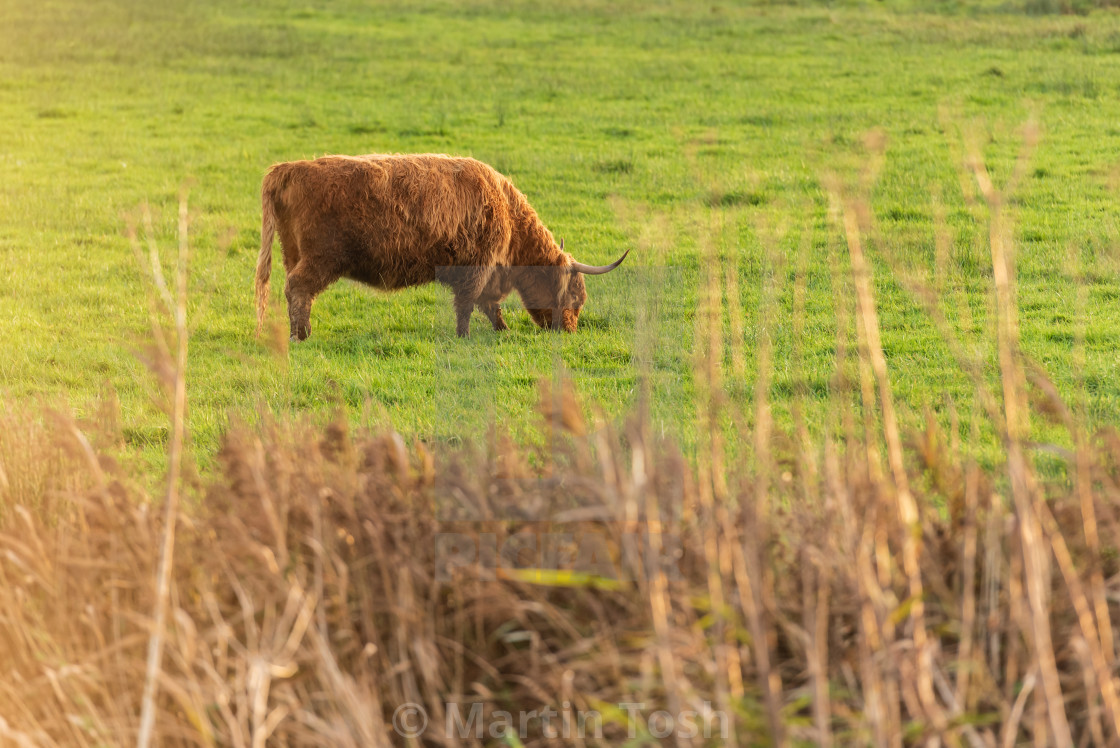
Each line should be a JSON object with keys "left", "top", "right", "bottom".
{"left": 2, "top": 0, "right": 1119, "bottom": 464}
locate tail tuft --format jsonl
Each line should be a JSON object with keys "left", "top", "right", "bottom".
{"left": 255, "top": 177, "right": 278, "bottom": 338}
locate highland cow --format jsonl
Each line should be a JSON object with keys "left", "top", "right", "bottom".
{"left": 255, "top": 154, "right": 628, "bottom": 340}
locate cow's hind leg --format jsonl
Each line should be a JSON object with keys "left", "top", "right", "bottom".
{"left": 285, "top": 262, "right": 337, "bottom": 341}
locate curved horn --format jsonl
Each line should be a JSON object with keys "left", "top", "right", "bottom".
{"left": 570, "top": 249, "right": 630, "bottom": 275}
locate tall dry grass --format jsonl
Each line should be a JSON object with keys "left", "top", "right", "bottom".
{"left": 1, "top": 136, "right": 1119, "bottom": 746}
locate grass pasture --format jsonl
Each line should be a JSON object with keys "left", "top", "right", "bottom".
{"left": 1, "top": 0, "right": 1120, "bottom": 462}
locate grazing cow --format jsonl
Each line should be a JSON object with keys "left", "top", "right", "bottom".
{"left": 255, "top": 153, "right": 628, "bottom": 340}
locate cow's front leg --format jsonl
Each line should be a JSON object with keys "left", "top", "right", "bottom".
{"left": 479, "top": 302, "right": 509, "bottom": 331}
{"left": 442, "top": 265, "right": 491, "bottom": 338}
{"left": 453, "top": 292, "right": 477, "bottom": 338}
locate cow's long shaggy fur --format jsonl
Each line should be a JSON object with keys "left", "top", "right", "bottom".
{"left": 256, "top": 154, "right": 613, "bottom": 339}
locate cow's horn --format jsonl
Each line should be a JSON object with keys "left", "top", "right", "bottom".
{"left": 570, "top": 249, "right": 629, "bottom": 275}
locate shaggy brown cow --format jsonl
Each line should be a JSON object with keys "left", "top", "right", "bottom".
{"left": 255, "top": 153, "right": 628, "bottom": 340}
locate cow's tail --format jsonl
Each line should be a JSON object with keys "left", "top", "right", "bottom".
{"left": 255, "top": 174, "right": 279, "bottom": 338}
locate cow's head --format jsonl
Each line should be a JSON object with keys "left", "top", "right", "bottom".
{"left": 518, "top": 242, "right": 629, "bottom": 332}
